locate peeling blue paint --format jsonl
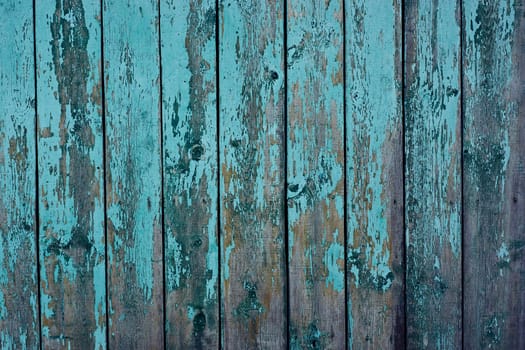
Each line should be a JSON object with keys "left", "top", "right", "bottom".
{"left": 323, "top": 230, "right": 344, "bottom": 292}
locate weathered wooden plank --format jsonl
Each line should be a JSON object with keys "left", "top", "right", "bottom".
{"left": 103, "top": 1, "right": 164, "bottom": 347}
{"left": 0, "top": 1, "right": 39, "bottom": 348}
{"left": 404, "top": 0, "right": 462, "bottom": 348}
{"left": 345, "top": 0, "right": 404, "bottom": 348}
{"left": 286, "top": 0, "right": 345, "bottom": 348}
{"left": 219, "top": 0, "right": 287, "bottom": 348}
{"left": 463, "top": 1, "right": 525, "bottom": 348}
{"left": 160, "top": 0, "right": 219, "bottom": 348}
{"left": 35, "top": 0, "right": 106, "bottom": 348}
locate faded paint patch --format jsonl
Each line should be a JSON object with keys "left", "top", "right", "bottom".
{"left": 323, "top": 230, "right": 344, "bottom": 292}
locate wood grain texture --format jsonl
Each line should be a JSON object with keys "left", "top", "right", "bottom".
{"left": 286, "top": 0, "right": 345, "bottom": 348}
{"left": 160, "top": 0, "right": 219, "bottom": 348}
{"left": 219, "top": 0, "right": 287, "bottom": 348}
{"left": 463, "top": 0, "right": 525, "bottom": 348}
{"left": 345, "top": 0, "right": 404, "bottom": 348}
{"left": 404, "top": 0, "right": 462, "bottom": 348}
{"left": 103, "top": 1, "right": 164, "bottom": 348}
{"left": 0, "top": 1, "right": 39, "bottom": 348}
{"left": 35, "top": 0, "right": 106, "bottom": 348}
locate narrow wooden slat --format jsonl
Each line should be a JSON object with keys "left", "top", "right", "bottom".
{"left": 103, "top": 1, "right": 164, "bottom": 347}
{"left": 463, "top": 1, "right": 525, "bottom": 348}
{"left": 404, "top": 0, "right": 462, "bottom": 348}
{"left": 160, "top": 0, "right": 219, "bottom": 348}
{"left": 345, "top": 0, "right": 404, "bottom": 348}
{"left": 286, "top": 0, "right": 345, "bottom": 348}
{"left": 0, "top": 1, "right": 39, "bottom": 348}
{"left": 219, "top": 0, "right": 287, "bottom": 348}
{"left": 35, "top": 0, "right": 106, "bottom": 348}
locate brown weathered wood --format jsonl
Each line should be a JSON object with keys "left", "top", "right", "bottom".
{"left": 103, "top": 1, "right": 164, "bottom": 348}
{"left": 161, "top": 0, "right": 219, "bottom": 348}
{"left": 219, "top": 0, "right": 287, "bottom": 348}
{"left": 36, "top": 0, "right": 106, "bottom": 348}
{"left": 286, "top": 0, "right": 345, "bottom": 348}
{"left": 345, "top": 0, "right": 405, "bottom": 348}
{"left": 404, "top": 0, "right": 462, "bottom": 348}
{"left": 0, "top": 1, "right": 39, "bottom": 348}
{"left": 463, "top": 0, "right": 525, "bottom": 348}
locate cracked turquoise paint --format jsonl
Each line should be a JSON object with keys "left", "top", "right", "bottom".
{"left": 462, "top": 1, "right": 521, "bottom": 347}
{"left": 464, "top": 0, "right": 515, "bottom": 194}
{"left": 287, "top": 0, "right": 344, "bottom": 278}
{"left": 35, "top": 0, "right": 106, "bottom": 347}
{"left": 406, "top": 0, "right": 461, "bottom": 258}
{"left": 405, "top": 0, "right": 462, "bottom": 348}
{"left": 104, "top": 0, "right": 160, "bottom": 301}
{"left": 103, "top": 0, "right": 164, "bottom": 346}
{"left": 2, "top": 1, "right": 523, "bottom": 348}
{"left": 161, "top": 1, "right": 219, "bottom": 345}
{"left": 219, "top": 1, "right": 282, "bottom": 254}
{"left": 219, "top": 0, "right": 286, "bottom": 347}
{"left": 346, "top": 0, "right": 399, "bottom": 293}
{"left": 344, "top": 7, "right": 403, "bottom": 347}
{"left": 287, "top": 0, "right": 345, "bottom": 347}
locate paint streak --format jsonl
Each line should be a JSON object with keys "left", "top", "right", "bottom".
{"left": 104, "top": 0, "right": 164, "bottom": 347}
{"left": 405, "top": 0, "right": 462, "bottom": 348}
{"left": 287, "top": 0, "right": 345, "bottom": 347}
{"left": 219, "top": 0, "right": 287, "bottom": 348}
{"left": 161, "top": 1, "right": 219, "bottom": 348}
{"left": 36, "top": 0, "right": 106, "bottom": 348}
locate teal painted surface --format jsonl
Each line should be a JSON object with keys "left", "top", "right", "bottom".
{"left": 103, "top": 0, "right": 164, "bottom": 347}
{"left": 0, "top": 1, "right": 39, "bottom": 349}
{"left": 345, "top": 0, "right": 405, "bottom": 348}
{"left": 1, "top": 1, "right": 524, "bottom": 348}
{"left": 463, "top": 0, "right": 525, "bottom": 348}
{"left": 286, "top": 0, "right": 345, "bottom": 348}
{"left": 160, "top": 0, "right": 219, "bottom": 348}
{"left": 405, "top": 0, "right": 462, "bottom": 348}
{"left": 219, "top": 0, "right": 287, "bottom": 348}
{"left": 35, "top": 0, "right": 106, "bottom": 348}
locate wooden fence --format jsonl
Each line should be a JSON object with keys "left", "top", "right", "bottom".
{"left": 0, "top": 0, "right": 523, "bottom": 349}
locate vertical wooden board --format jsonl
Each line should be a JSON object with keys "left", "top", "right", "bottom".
{"left": 103, "top": 1, "right": 164, "bottom": 348}
{"left": 35, "top": 0, "right": 106, "bottom": 348}
{"left": 219, "top": 0, "right": 287, "bottom": 348}
{"left": 286, "top": 0, "right": 345, "bottom": 348}
{"left": 463, "top": 1, "right": 525, "bottom": 348}
{"left": 0, "top": 1, "right": 39, "bottom": 348}
{"left": 161, "top": 0, "right": 219, "bottom": 348}
{"left": 404, "top": 0, "right": 462, "bottom": 348}
{"left": 345, "top": 0, "right": 404, "bottom": 348}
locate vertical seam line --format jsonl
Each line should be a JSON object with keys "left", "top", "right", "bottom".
{"left": 342, "top": 0, "right": 349, "bottom": 348}
{"left": 283, "top": 0, "right": 290, "bottom": 348}
{"left": 32, "top": 1, "right": 42, "bottom": 348}
{"left": 459, "top": 0, "right": 465, "bottom": 348}
{"left": 215, "top": 1, "right": 222, "bottom": 348}
{"left": 100, "top": 0, "right": 110, "bottom": 348}
{"left": 157, "top": 1, "right": 167, "bottom": 348}
{"left": 401, "top": 0, "right": 408, "bottom": 348}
